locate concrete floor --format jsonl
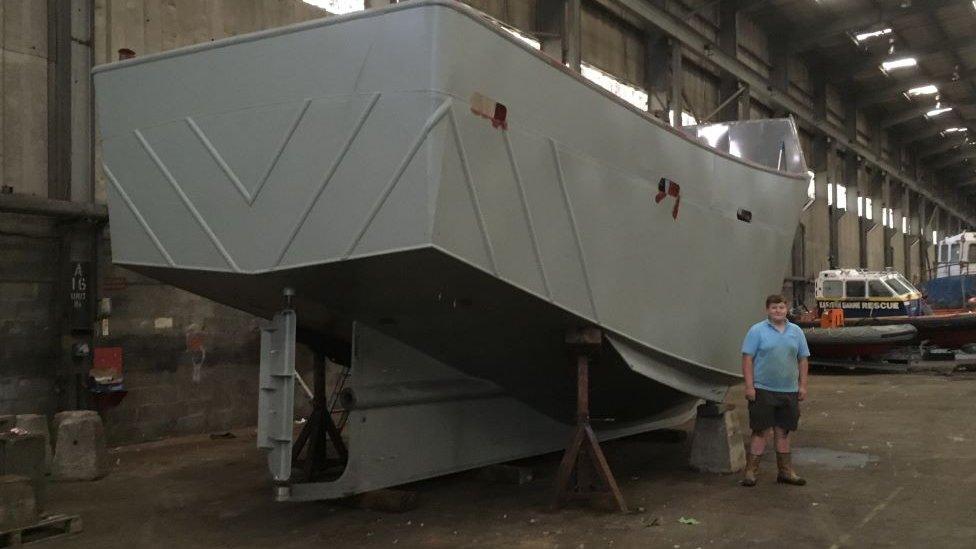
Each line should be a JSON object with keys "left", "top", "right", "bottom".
{"left": 48, "top": 371, "right": 976, "bottom": 548}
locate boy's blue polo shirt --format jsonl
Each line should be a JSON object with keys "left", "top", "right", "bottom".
{"left": 741, "top": 319, "right": 809, "bottom": 393}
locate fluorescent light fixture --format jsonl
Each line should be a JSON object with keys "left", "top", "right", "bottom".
{"left": 807, "top": 171, "right": 816, "bottom": 200}
{"left": 906, "top": 85, "right": 938, "bottom": 96}
{"left": 943, "top": 127, "right": 967, "bottom": 134}
{"left": 902, "top": 216, "right": 909, "bottom": 234}
{"left": 933, "top": 230, "right": 939, "bottom": 243}
{"left": 865, "top": 197, "right": 873, "bottom": 220}
{"left": 827, "top": 183, "right": 833, "bottom": 206}
{"left": 881, "top": 57, "right": 918, "bottom": 72}
{"left": 836, "top": 184, "right": 848, "bottom": 210}
{"left": 302, "top": 0, "right": 363, "bottom": 14}
{"left": 926, "top": 107, "right": 953, "bottom": 118}
{"left": 854, "top": 28, "right": 892, "bottom": 42}
{"left": 857, "top": 196, "right": 864, "bottom": 217}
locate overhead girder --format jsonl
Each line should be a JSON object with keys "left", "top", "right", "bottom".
{"left": 919, "top": 137, "right": 971, "bottom": 160}
{"left": 786, "top": 0, "right": 960, "bottom": 54}
{"left": 931, "top": 151, "right": 976, "bottom": 171}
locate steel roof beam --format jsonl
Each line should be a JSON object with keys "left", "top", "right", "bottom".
{"left": 931, "top": 151, "right": 976, "bottom": 170}
{"left": 856, "top": 69, "right": 976, "bottom": 107}
{"left": 919, "top": 137, "right": 971, "bottom": 160}
{"left": 786, "top": 0, "right": 960, "bottom": 54}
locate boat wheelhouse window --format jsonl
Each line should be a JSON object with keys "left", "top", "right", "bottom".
{"left": 938, "top": 244, "right": 946, "bottom": 262}
{"left": 822, "top": 280, "right": 843, "bottom": 298}
{"left": 886, "top": 277, "right": 911, "bottom": 295}
{"left": 968, "top": 244, "right": 976, "bottom": 263}
{"left": 845, "top": 280, "right": 866, "bottom": 298}
{"left": 896, "top": 275, "right": 919, "bottom": 294}
{"left": 950, "top": 244, "right": 961, "bottom": 262}
{"left": 868, "top": 280, "right": 893, "bottom": 297}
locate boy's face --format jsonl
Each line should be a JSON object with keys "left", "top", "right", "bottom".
{"left": 767, "top": 302, "right": 788, "bottom": 322}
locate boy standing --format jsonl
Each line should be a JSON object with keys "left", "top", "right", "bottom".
{"left": 740, "top": 294, "right": 810, "bottom": 487}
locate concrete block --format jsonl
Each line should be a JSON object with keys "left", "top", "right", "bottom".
{"left": 689, "top": 403, "right": 746, "bottom": 474}
{"left": 0, "top": 433, "right": 46, "bottom": 510}
{"left": 53, "top": 410, "right": 98, "bottom": 433}
{"left": 14, "top": 414, "right": 51, "bottom": 472}
{"left": 52, "top": 415, "right": 108, "bottom": 481}
{"left": 0, "top": 475, "right": 36, "bottom": 530}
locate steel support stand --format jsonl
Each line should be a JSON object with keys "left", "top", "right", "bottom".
{"left": 551, "top": 327, "right": 628, "bottom": 513}
{"left": 292, "top": 350, "right": 347, "bottom": 480}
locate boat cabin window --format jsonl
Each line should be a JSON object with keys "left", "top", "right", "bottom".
{"left": 822, "top": 280, "right": 843, "bottom": 298}
{"left": 949, "top": 244, "right": 960, "bottom": 262}
{"left": 845, "top": 280, "right": 866, "bottom": 298}
{"left": 968, "top": 243, "right": 976, "bottom": 263}
{"left": 868, "top": 280, "right": 893, "bottom": 297}
{"left": 939, "top": 243, "right": 947, "bottom": 262}
{"left": 886, "top": 277, "right": 911, "bottom": 295}
{"left": 896, "top": 275, "right": 919, "bottom": 294}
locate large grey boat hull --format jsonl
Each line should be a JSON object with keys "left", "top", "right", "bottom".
{"left": 93, "top": 1, "right": 808, "bottom": 498}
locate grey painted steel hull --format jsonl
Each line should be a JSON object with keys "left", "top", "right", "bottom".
{"left": 93, "top": 1, "right": 808, "bottom": 497}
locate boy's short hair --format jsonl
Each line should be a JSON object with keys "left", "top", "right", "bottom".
{"left": 765, "top": 294, "right": 787, "bottom": 308}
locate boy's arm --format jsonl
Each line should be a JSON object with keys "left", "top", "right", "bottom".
{"left": 797, "top": 328, "right": 811, "bottom": 400}
{"left": 798, "top": 357, "right": 809, "bottom": 401}
{"left": 742, "top": 353, "right": 756, "bottom": 401}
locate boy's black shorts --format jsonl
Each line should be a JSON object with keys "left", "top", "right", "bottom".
{"left": 748, "top": 388, "right": 800, "bottom": 432}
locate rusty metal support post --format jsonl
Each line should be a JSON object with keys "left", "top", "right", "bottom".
{"left": 551, "top": 328, "right": 628, "bottom": 513}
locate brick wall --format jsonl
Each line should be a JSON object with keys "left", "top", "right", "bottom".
{"left": 0, "top": 214, "right": 59, "bottom": 417}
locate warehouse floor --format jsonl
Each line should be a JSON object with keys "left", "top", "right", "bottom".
{"left": 50, "top": 371, "right": 976, "bottom": 548}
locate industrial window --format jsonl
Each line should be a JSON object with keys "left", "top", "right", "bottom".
{"left": 949, "top": 244, "right": 961, "bottom": 262}
{"left": 835, "top": 184, "right": 848, "bottom": 210}
{"left": 822, "top": 280, "right": 843, "bottom": 298}
{"left": 303, "top": 0, "right": 363, "bottom": 14}
{"left": 502, "top": 27, "right": 542, "bottom": 50}
{"left": 868, "top": 280, "right": 893, "bottom": 297}
{"left": 581, "top": 63, "right": 648, "bottom": 111}
{"left": 845, "top": 280, "right": 866, "bottom": 298}
{"left": 902, "top": 216, "right": 909, "bottom": 234}
{"left": 669, "top": 110, "right": 698, "bottom": 127}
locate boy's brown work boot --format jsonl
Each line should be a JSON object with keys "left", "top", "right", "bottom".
{"left": 776, "top": 452, "right": 806, "bottom": 486}
{"left": 740, "top": 453, "right": 761, "bottom": 487}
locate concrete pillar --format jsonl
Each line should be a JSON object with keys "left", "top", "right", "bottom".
{"left": 643, "top": 1, "right": 676, "bottom": 124}
{"left": 537, "top": 0, "right": 581, "bottom": 72}
{"left": 689, "top": 403, "right": 745, "bottom": 474}
{"left": 769, "top": 38, "right": 790, "bottom": 118}
{"left": 669, "top": 42, "right": 683, "bottom": 127}
{"left": 48, "top": 0, "right": 72, "bottom": 201}
{"left": 716, "top": 0, "right": 737, "bottom": 122}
